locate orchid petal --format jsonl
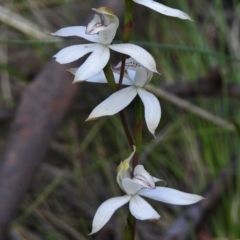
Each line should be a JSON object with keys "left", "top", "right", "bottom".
{"left": 69, "top": 70, "right": 132, "bottom": 85}
{"left": 51, "top": 26, "right": 98, "bottom": 42}
{"left": 137, "top": 88, "right": 161, "bottom": 136}
{"left": 69, "top": 68, "right": 108, "bottom": 83}
{"left": 53, "top": 44, "right": 97, "bottom": 64}
{"left": 86, "top": 86, "right": 137, "bottom": 121}
{"left": 130, "top": 195, "right": 160, "bottom": 221}
{"left": 122, "top": 178, "right": 142, "bottom": 195}
{"left": 133, "top": 0, "right": 191, "bottom": 20}
{"left": 85, "top": 71, "right": 108, "bottom": 83}
{"left": 113, "top": 57, "right": 141, "bottom": 72}
{"left": 127, "top": 70, "right": 136, "bottom": 82}
{"left": 133, "top": 66, "right": 152, "bottom": 87}
{"left": 99, "top": 23, "right": 117, "bottom": 44}
{"left": 133, "top": 165, "right": 155, "bottom": 189}
{"left": 74, "top": 44, "right": 110, "bottom": 81}
{"left": 89, "top": 195, "right": 131, "bottom": 235}
{"left": 109, "top": 44, "right": 158, "bottom": 73}
{"left": 139, "top": 187, "right": 204, "bottom": 205}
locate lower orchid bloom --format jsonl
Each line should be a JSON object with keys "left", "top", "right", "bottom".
{"left": 51, "top": 7, "right": 157, "bottom": 81}
{"left": 90, "top": 146, "right": 204, "bottom": 235}
{"left": 133, "top": 0, "right": 191, "bottom": 20}
{"left": 85, "top": 58, "right": 161, "bottom": 136}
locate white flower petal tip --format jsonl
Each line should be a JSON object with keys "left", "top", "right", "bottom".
{"left": 85, "top": 116, "right": 100, "bottom": 122}
{"left": 185, "top": 15, "right": 193, "bottom": 21}
{"left": 50, "top": 31, "right": 64, "bottom": 37}
{"left": 133, "top": 0, "right": 191, "bottom": 20}
{"left": 50, "top": 32, "right": 57, "bottom": 36}
{"left": 67, "top": 68, "right": 77, "bottom": 75}
{"left": 153, "top": 177, "right": 167, "bottom": 186}
{"left": 147, "top": 218, "right": 160, "bottom": 224}
{"left": 72, "top": 80, "right": 81, "bottom": 84}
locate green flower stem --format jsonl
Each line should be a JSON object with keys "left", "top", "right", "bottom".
{"left": 103, "top": 60, "right": 117, "bottom": 91}
{"left": 124, "top": 0, "right": 134, "bottom": 35}
{"left": 133, "top": 96, "right": 143, "bottom": 168}
{"left": 117, "top": 54, "right": 127, "bottom": 90}
{"left": 123, "top": 1, "right": 135, "bottom": 239}
{"left": 124, "top": 211, "right": 136, "bottom": 240}
{"left": 120, "top": 111, "right": 135, "bottom": 150}
{"left": 117, "top": 0, "right": 133, "bottom": 90}
{"left": 123, "top": 18, "right": 133, "bottom": 43}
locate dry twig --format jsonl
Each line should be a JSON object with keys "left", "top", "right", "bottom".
{"left": 0, "top": 5, "right": 56, "bottom": 40}
{"left": 145, "top": 84, "right": 234, "bottom": 131}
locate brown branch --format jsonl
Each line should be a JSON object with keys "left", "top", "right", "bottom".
{"left": 0, "top": 60, "right": 79, "bottom": 238}
{"left": 0, "top": 107, "right": 14, "bottom": 124}
{"left": 161, "top": 158, "right": 237, "bottom": 240}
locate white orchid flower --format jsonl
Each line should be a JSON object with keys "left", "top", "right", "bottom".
{"left": 133, "top": 0, "right": 191, "bottom": 20}
{"left": 86, "top": 58, "right": 161, "bottom": 136}
{"left": 90, "top": 146, "right": 204, "bottom": 235}
{"left": 51, "top": 7, "right": 158, "bottom": 81}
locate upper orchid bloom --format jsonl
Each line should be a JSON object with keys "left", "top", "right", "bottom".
{"left": 86, "top": 58, "right": 161, "bottom": 136}
{"left": 51, "top": 7, "right": 158, "bottom": 81}
{"left": 133, "top": 0, "right": 191, "bottom": 20}
{"left": 90, "top": 147, "right": 204, "bottom": 235}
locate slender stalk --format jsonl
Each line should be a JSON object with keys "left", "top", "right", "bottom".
{"left": 103, "top": 60, "right": 117, "bottom": 91}
{"left": 133, "top": 96, "right": 143, "bottom": 169}
{"left": 117, "top": 54, "right": 127, "bottom": 90}
{"left": 124, "top": 212, "right": 135, "bottom": 240}
{"left": 123, "top": 0, "right": 133, "bottom": 45}
{"left": 122, "top": 1, "right": 136, "bottom": 239}
{"left": 120, "top": 111, "right": 135, "bottom": 150}
{"left": 119, "top": 0, "right": 134, "bottom": 148}
{"left": 118, "top": 0, "right": 133, "bottom": 90}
